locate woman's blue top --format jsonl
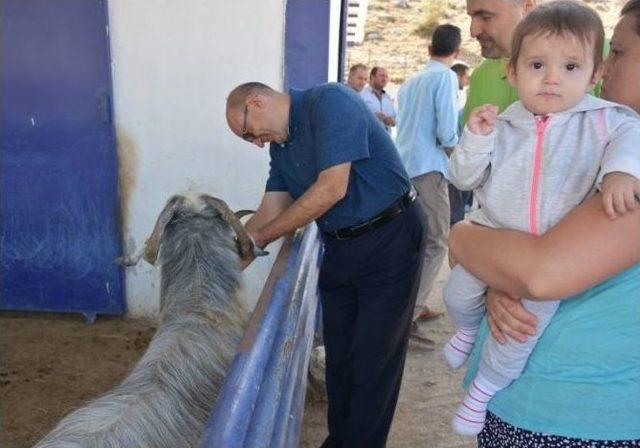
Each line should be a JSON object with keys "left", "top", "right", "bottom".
{"left": 464, "top": 265, "right": 640, "bottom": 440}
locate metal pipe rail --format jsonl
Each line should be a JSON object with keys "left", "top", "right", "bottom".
{"left": 200, "top": 224, "right": 322, "bottom": 448}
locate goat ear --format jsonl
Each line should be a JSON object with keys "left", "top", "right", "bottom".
{"left": 143, "top": 196, "right": 184, "bottom": 265}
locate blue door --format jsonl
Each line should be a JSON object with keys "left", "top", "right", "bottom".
{"left": 284, "top": 0, "right": 349, "bottom": 90}
{"left": 1, "top": 0, "right": 124, "bottom": 316}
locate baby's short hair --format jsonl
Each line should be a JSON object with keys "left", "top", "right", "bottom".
{"left": 510, "top": 0, "right": 604, "bottom": 74}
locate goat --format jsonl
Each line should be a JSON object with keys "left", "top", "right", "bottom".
{"left": 35, "top": 193, "right": 264, "bottom": 448}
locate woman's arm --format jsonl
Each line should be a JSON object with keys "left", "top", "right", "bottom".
{"left": 449, "top": 194, "right": 640, "bottom": 300}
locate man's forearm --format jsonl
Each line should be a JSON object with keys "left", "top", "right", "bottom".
{"left": 255, "top": 182, "right": 341, "bottom": 246}
{"left": 253, "top": 163, "right": 350, "bottom": 248}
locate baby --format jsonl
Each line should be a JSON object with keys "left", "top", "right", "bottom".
{"left": 444, "top": 0, "right": 640, "bottom": 436}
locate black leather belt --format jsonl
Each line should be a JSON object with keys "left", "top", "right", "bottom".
{"left": 324, "top": 187, "right": 417, "bottom": 240}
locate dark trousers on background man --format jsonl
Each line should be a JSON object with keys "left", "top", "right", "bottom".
{"left": 449, "top": 183, "right": 472, "bottom": 227}
{"left": 319, "top": 201, "right": 427, "bottom": 448}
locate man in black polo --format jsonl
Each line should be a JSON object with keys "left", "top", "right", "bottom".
{"left": 226, "top": 81, "right": 427, "bottom": 447}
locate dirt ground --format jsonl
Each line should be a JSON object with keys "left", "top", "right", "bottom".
{"left": 1, "top": 265, "right": 473, "bottom": 448}
{"left": 0, "top": 313, "right": 156, "bottom": 448}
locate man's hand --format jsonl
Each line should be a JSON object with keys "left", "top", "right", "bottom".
{"left": 239, "top": 251, "right": 256, "bottom": 270}
{"left": 375, "top": 112, "right": 396, "bottom": 127}
{"left": 250, "top": 228, "right": 269, "bottom": 253}
{"left": 239, "top": 191, "right": 293, "bottom": 270}
{"left": 467, "top": 104, "right": 499, "bottom": 136}
{"left": 448, "top": 250, "right": 458, "bottom": 269}
{"left": 486, "top": 288, "right": 537, "bottom": 343}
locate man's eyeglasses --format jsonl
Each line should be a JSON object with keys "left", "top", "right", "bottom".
{"left": 241, "top": 105, "right": 255, "bottom": 142}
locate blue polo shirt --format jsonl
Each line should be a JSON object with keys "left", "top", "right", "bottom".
{"left": 266, "top": 83, "right": 411, "bottom": 232}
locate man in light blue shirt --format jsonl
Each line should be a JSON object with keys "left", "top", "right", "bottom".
{"left": 396, "top": 24, "right": 461, "bottom": 332}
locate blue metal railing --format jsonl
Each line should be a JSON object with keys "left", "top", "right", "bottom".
{"left": 200, "top": 224, "right": 322, "bottom": 448}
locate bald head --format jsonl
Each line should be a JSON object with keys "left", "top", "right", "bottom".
{"left": 467, "top": 0, "right": 538, "bottom": 58}
{"left": 225, "top": 82, "right": 290, "bottom": 148}
{"left": 226, "top": 82, "right": 277, "bottom": 112}
{"left": 347, "top": 64, "right": 368, "bottom": 92}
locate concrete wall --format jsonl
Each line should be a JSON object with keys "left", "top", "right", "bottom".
{"left": 108, "top": 0, "right": 286, "bottom": 316}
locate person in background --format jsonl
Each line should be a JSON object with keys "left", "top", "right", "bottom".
{"left": 451, "top": 62, "right": 470, "bottom": 98}
{"left": 452, "top": 0, "right": 540, "bottom": 230}
{"left": 395, "top": 24, "right": 462, "bottom": 340}
{"left": 346, "top": 63, "right": 368, "bottom": 93}
{"left": 449, "top": 61, "right": 472, "bottom": 227}
{"left": 463, "top": 0, "right": 538, "bottom": 123}
{"left": 360, "top": 66, "right": 397, "bottom": 133}
{"left": 448, "top": 1, "right": 640, "bottom": 445}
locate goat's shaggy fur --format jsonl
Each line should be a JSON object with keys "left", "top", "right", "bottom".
{"left": 35, "top": 194, "right": 249, "bottom": 448}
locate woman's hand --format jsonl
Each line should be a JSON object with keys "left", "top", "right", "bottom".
{"left": 486, "top": 288, "right": 538, "bottom": 343}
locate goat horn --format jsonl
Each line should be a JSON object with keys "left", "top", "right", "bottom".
{"left": 234, "top": 210, "right": 256, "bottom": 220}
{"left": 143, "top": 196, "right": 184, "bottom": 265}
{"left": 203, "top": 196, "right": 256, "bottom": 260}
{"left": 234, "top": 210, "right": 269, "bottom": 257}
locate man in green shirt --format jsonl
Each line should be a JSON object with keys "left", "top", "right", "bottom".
{"left": 463, "top": 0, "right": 538, "bottom": 122}
{"left": 463, "top": 0, "right": 607, "bottom": 122}
{"left": 462, "top": 58, "right": 519, "bottom": 124}
{"left": 449, "top": 0, "right": 538, "bottom": 227}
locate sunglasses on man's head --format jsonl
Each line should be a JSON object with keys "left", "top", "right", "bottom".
{"left": 241, "top": 105, "right": 256, "bottom": 142}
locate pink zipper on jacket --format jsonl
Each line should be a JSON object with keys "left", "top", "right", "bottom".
{"left": 529, "top": 116, "right": 550, "bottom": 236}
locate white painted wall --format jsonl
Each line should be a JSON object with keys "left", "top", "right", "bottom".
{"left": 108, "top": 0, "right": 286, "bottom": 317}
{"left": 328, "top": 0, "right": 343, "bottom": 82}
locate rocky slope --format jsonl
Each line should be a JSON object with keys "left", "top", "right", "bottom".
{"left": 347, "top": 0, "right": 625, "bottom": 88}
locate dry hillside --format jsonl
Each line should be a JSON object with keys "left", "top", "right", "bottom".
{"left": 346, "top": 0, "right": 626, "bottom": 89}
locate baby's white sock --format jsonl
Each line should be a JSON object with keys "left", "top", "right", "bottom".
{"left": 452, "top": 373, "right": 499, "bottom": 436}
{"left": 444, "top": 326, "right": 478, "bottom": 369}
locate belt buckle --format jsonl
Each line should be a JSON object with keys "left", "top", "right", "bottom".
{"left": 334, "top": 231, "right": 350, "bottom": 241}
{"left": 333, "top": 226, "right": 355, "bottom": 240}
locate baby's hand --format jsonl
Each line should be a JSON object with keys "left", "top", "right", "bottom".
{"left": 601, "top": 172, "right": 640, "bottom": 219}
{"left": 467, "top": 104, "right": 499, "bottom": 136}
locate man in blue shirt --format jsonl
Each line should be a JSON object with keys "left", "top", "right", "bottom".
{"left": 395, "top": 24, "right": 461, "bottom": 333}
{"left": 225, "top": 82, "right": 427, "bottom": 447}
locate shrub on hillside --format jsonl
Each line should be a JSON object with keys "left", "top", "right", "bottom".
{"left": 413, "top": 0, "right": 446, "bottom": 38}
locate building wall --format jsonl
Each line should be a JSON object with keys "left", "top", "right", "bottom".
{"left": 108, "top": 0, "right": 286, "bottom": 316}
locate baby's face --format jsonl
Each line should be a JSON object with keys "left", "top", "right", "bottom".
{"left": 509, "top": 33, "right": 600, "bottom": 115}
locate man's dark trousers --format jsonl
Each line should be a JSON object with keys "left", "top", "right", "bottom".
{"left": 449, "top": 183, "right": 472, "bottom": 226}
{"left": 319, "top": 201, "right": 427, "bottom": 448}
